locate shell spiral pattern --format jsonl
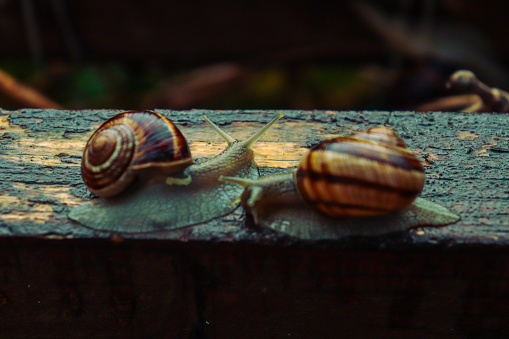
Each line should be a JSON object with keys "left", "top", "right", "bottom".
{"left": 81, "top": 110, "right": 192, "bottom": 198}
{"left": 295, "top": 126, "right": 426, "bottom": 217}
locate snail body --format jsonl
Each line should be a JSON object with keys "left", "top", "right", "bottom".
{"left": 221, "top": 126, "right": 459, "bottom": 240}
{"left": 68, "top": 110, "right": 283, "bottom": 233}
{"left": 446, "top": 70, "right": 509, "bottom": 113}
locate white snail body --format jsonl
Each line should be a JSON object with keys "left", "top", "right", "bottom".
{"left": 68, "top": 110, "right": 283, "bottom": 233}
{"left": 221, "top": 126, "right": 460, "bottom": 240}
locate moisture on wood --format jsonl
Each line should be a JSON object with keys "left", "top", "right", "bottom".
{"left": 1, "top": 108, "right": 508, "bottom": 248}
{"left": 1, "top": 109, "right": 509, "bottom": 338}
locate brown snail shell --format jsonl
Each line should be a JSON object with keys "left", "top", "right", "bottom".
{"left": 68, "top": 112, "right": 284, "bottom": 233}
{"left": 295, "top": 126, "right": 426, "bottom": 217}
{"left": 81, "top": 110, "right": 192, "bottom": 198}
{"left": 220, "top": 126, "right": 459, "bottom": 240}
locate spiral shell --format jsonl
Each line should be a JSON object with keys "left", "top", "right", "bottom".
{"left": 81, "top": 110, "right": 192, "bottom": 198}
{"left": 295, "top": 126, "right": 426, "bottom": 217}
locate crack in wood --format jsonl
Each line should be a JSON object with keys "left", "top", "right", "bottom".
{"left": 0, "top": 109, "right": 507, "bottom": 248}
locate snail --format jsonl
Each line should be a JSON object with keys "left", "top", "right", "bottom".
{"left": 417, "top": 70, "right": 509, "bottom": 112}
{"left": 220, "top": 126, "right": 460, "bottom": 240}
{"left": 446, "top": 70, "right": 509, "bottom": 112}
{"left": 68, "top": 110, "right": 283, "bottom": 232}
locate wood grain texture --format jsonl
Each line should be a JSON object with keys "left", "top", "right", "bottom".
{"left": 1, "top": 109, "right": 509, "bottom": 338}
{"left": 1, "top": 108, "right": 508, "bottom": 247}
{"left": 1, "top": 241, "right": 509, "bottom": 339}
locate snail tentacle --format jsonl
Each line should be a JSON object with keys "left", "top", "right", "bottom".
{"left": 222, "top": 126, "right": 459, "bottom": 240}
{"left": 218, "top": 175, "right": 256, "bottom": 187}
{"left": 203, "top": 115, "right": 237, "bottom": 145}
{"left": 69, "top": 112, "right": 284, "bottom": 233}
{"left": 243, "top": 113, "right": 284, "bottom": 149}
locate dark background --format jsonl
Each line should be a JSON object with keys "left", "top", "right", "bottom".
{"left": 1, "top": 0, "right": 508, "bottom": 110}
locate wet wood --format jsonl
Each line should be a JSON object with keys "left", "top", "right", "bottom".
{"left": 1, "top": 109, "right": 509, "bottom": 338}
{"left": 1, "top": 108, "right": 508, "bottom": 245}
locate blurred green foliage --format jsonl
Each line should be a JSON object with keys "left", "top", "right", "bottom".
{"left": 0, "top": 60, "right": 387, "bottom": 110}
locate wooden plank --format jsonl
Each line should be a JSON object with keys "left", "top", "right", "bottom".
{"left": 1, "top": 109, "right": 509, "bottom": 338}
{"left": 0, "top": 242, "right": 508, "bottom": 338}
{"left": 0, "top": 241, "right": 200, "bottom": 338}
{"left": 1, "top": 108, "right": 508, "bottom": 246}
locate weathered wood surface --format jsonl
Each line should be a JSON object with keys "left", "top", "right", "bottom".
{"left": 1, "top": 108, "right": 508, "bottom": 247}
{"left": 1, "top": 109, "right": 509, "bottom": 339}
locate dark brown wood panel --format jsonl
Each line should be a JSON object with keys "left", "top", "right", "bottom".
{"left": 0, "top": 108, "right": 508, "bottom": 338}
{"left": 1, "top": 241, "right": 509, "bottom": 338}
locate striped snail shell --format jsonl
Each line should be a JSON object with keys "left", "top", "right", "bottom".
{"left": 81, "top": 110, "right": 192, "bottom": 198}
{"left": 295, "top": 126, "right": 426, "bottom": 217}
{"left": 220, "top": 126, "right": 459, "bottom": 240}
{"left": 69, "top": 111, "right": 284, "bottom": 233}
